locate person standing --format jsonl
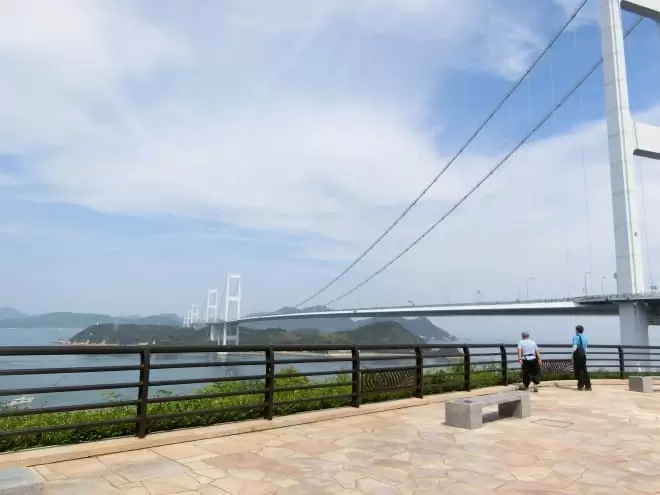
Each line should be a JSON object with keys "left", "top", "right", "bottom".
{"left": 517, "top": 331, "right": 542, "bottom": 392}
{"left": 572, "top": 325, "right": 592, "bottom": 391}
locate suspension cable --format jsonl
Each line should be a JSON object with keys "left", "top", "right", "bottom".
{"left": 294, "top": 0, "right": 592, "bottom": 308}
{"left": 324, "top": 16, "right": 645, "bottom": 307}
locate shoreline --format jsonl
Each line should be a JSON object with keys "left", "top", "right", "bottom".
{"left": 55, "top": 343, "right": 457, "bottom": 359}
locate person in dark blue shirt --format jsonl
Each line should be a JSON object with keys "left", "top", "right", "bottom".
{"left": 572, "top": 325, "right": 591, "bottom": 391}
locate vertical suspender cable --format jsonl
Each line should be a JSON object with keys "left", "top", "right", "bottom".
{"left": 574, "top": 28, "right": 594, "bottom": 294}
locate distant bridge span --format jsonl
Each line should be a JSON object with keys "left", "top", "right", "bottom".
{"left": 230, "top": 294, "right": 660, "bottom": 326}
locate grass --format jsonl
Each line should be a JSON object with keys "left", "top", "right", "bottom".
{"left": 0, "top": 364, "right": 634, "bottom": 453}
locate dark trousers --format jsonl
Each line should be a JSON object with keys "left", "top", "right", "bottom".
{"left": 573, "top": 355, "right": 591, "bottom": 390}
{"left": 522, "top": 359, "right": 540, "bottom": 388}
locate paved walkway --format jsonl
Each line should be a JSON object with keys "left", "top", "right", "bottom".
{"left": 4, "top": 383, "right": 660, "bottom": 494}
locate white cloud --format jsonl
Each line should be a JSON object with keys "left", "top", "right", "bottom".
{"left": 0, "top": 0, "right": 186, "bottom": 154}
{"left": 4, "top": 0, "right": 660, "bottom": 314}
{"left": 0, "top": 0, "right": 544, "bottom": 238}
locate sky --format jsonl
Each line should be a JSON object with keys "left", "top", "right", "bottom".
{"left": 1, "top": 0, "right": 660, "bottom": 342}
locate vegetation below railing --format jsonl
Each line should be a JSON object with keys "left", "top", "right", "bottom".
{"left": 0, "top": 364, "right": 623, "bottom": 453}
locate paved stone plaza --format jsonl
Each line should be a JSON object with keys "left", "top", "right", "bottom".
{"left": 2, "top": 381, "right": 660, "bottom": 494}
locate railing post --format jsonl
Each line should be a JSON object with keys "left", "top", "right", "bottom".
{"left": 414, "top": 346, "right": 424, "bottom": 398}
{"left": 618, "top": 346, "right": 625, "bottom": 379}
{"left": 264, "top": 347, "right": 275, "bottom": 420}
{"left": 499, "top": 344, "right": 508, "bottom": 386}
{"left": 351, "top": 346, "right": 361, "bottom": 407}
{"left": 136, "top": 348, "right": 150, "bottom": 439}
{"left": 462, "top": 345, "right": 471, "bottom": 391}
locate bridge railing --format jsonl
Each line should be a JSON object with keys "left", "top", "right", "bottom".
{"left": 1, "top": 343, "right": 659, "bottom": 453}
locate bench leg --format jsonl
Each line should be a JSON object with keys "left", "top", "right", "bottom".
{"left": 445, "top": 402, "right": 483, "bottom": 429}
{"left": 498, "top": 395, "right": 531, "bottom": 419}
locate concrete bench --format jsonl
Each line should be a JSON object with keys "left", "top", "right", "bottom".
{"left": 629, "top": 376, "right": 654, "bottom": 393}
{"left": 445, "top": 391, "right": 530, "bottom": 430}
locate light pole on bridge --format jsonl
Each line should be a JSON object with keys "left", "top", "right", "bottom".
{"left": 526, "top": 277, "right": 535, "bottom": 299}
{"left": 583, "top": 272, "right": 591, "bottom": 297}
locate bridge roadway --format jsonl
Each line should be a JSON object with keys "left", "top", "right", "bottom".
{"left": 230, "top": 293, "right": 660, "bottom": 326}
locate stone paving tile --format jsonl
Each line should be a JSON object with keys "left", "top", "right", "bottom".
{"left": 6, "top": 385, "right": 660, "bottom": 494}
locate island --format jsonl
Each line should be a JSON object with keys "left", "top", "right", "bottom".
{"left": 66, "top": 321, "right": 461, "bottom": 357}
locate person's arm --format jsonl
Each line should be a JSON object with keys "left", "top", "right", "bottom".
{"left": 517, "top": 342, "right": 523, "bottom": 363}
{"left": 535, "top": 346, "right": 542, "bottom": 366}
{"left": 571, "top": 335, "right": 578, "bottom": 352}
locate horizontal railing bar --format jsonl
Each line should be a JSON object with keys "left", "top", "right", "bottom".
{"left": 149, "top": 360, "right": 266, "bottom": 370}
{"left": 274, "top": 370, "right": 349, "bottom": 379}
{"left": 0, "top": 381, "right": 141, "bottom": 397}
{"left": 0, "top": 399, "right": 139, "bottom": 418}
{"left": 273, "top": 382, "right": 349, "bottom": 394}
{"left": 274, "top": 357, "right": 353, "bottom": 365}
{"left": 273, "top": 393, "right": 353, "bottom": 407}
{"left": 148, "top": 389, "right": 265, "bottom": 404}
{"left": 361, "top": 384, "right": 416, "bottom": 395}
{"left": 423, "top": 384, "right": 461, "bottom": 392}
{"left": 421, "top": 364, "right": 463, "bottom": 371}
{"left": 3, "top": 343, "right": 659, "bottom": 357}
{"left": 0, "top": 365, "right": 141, "bottom": 376}
{"left": 147, "top": 403, "right": 263, "bottom": 422}
{"left": 149, "top": 374, "right": 265, "bottom": 387}
{"left": 360, "top": 366, "right": 416, "bottom": 374}
{"left": 356, "top": 355, "right": 415, "bottom": 362}
{"left": 420, "top": 355, "right": 461, "bottom": 362}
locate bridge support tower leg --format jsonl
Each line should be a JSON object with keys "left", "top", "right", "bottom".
{"left": 222, "top": 273, "right": 242, "bottom": 346}
{"left": 599, "top": 0, "right": 660, "bottom": 361}
{"left": 619, "top": 303, "right": 649, "bottom": 369}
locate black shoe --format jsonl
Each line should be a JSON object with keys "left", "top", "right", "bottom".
{"left": 577, "top": 387, "right": 584, "bottom": 391}
{"left": 585, "top": 387, "right": 592, "bottom": 391}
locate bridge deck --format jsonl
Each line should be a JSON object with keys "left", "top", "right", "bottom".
{"left": 3, "top": 382, "right": 659, "bottom": 494}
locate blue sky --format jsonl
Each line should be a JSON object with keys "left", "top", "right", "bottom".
{"left": 1, "top": 0, "right": 660, "bottom": 321}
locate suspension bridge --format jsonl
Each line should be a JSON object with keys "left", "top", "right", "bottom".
{"left": 189, "top": 0, "right": 660, "bottom": 350}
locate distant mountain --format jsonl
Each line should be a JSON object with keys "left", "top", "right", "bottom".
{"left": 0, "top": 312, "right": 182, "bottom": 329}
{"left": 0, "top": 307, "right": 27, "bottom": 320}
{"left": 68, "top": 321, "right": 459, "bottom": 357}
{"left": 244, "top": 306, "right": 456, "bottom": 342}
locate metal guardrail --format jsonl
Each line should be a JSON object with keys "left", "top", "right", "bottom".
{"left": 0, "top": 343, "right": 659, "bottom": 449}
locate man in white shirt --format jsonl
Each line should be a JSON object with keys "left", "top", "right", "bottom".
{"left": 517, "top": 331, "right": 542, "bottom": 392}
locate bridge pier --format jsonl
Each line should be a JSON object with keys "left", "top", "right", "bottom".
{"left": 209, "top": 323, "right": 219, "bottom": 344}
{"left": 619, "top": 302, "right": 650, "bottom": 370}
{"left": 619, "top": 303, "right": 649, "bottom": 348}
{"left": 221, "top": 322, "right": 240, "bottom": 346}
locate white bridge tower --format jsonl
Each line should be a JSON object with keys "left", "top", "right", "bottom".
{"left": 599, "top": 0, "right": 660, "bottom": 348}
{"left": 221, "top": 273, "right": 242, "bottom": 346}
{"left": 206, "top": 289, "right": 220, "bottom": 340}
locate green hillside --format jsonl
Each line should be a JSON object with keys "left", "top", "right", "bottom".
{"left": 67, "top": 321, "right": 459, "bottom": 356}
